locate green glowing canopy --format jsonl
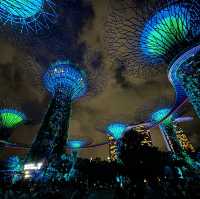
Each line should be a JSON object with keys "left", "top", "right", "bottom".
{"left": 147, "top": 18, "right": 187, "bottom": 56}
{"left": 151, "top": 108, "right": 175, "bottom": 126}
{"left": 0, "top": 109, "right": 26, "bottom": 128}
{"left": 141, "top": 5, "right": 189, "bottom": 58}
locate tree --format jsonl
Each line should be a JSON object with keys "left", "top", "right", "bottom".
{"left": 118, "top": 129, "right": 165, "bottom": 198}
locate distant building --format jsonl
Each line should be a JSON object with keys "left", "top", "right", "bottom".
{"left": 108, "top": 136, "right": 117, "bottom": 161}
{"left": 173, "top": 123, "right": 195, "bottom": 153}
{"left": 107, "top": 124, "right": 154, "bottom": 161}
{"left": 135, "top": 125, "right": 153, "bottom": 147}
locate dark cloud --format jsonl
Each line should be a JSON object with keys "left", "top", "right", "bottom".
{"left": 28, "top": 0, "right": 94, "bottom": 65}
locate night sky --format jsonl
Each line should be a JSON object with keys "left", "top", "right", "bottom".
{"left": 0, "top": 0, "right": 199, "bottom": 160}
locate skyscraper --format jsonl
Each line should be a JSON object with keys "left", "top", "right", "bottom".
{"left": 108, "top": 136, "right": 117, "bottom": 161}
{"left": 135, "top": 124, "right": 152, "bottom": 147}
{"left": 174, "top": 123, "right": 195, "bottom": 153}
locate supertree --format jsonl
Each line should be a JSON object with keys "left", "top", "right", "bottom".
{"left": 151, "top": 108, "right": 194, "bottom": 166}
{"left": 0, "top": 108, "right": 27, "bottom": 141}
{"left": 104, "top": 122, "right": 128, "bottom": 162}
{"left": 151, "top": 108, "right": 177, "bottom": 152}
{"left": 105, "top": 0, "right": 200, "bottom": 120}
{"left": 0, "top": 0, "right": 56, "bottom": 33}
{"left": 64, "top": 138, "right": 92, "bottom": 181}
{"left": 26, "top": 60, "right": 88, "bottom": 171}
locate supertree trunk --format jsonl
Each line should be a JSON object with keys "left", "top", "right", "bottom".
{"left": 26, "top": 89, "right": 71, "bottom": 164}
{"left": 177, "top": 53, "right": 200, "bottom": 118}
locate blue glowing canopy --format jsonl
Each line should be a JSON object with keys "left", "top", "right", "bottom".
{"left": 0, "top": 0, "right": 56, "bottom": 32}
{"left": 43, "top": 60, "right": 88, "bottom": 100}
{"left": 66, "top": 139, "right": 91, "bottom": 149}
{"left": 105, "top": 122, "right": 127, "bottom": 140}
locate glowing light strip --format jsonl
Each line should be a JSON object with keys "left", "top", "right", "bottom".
{"left": 174, "top": 116, "right": 193, "bottom": 123}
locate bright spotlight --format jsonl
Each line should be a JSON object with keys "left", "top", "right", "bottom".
{"left": 24, "top": 162, "right": 43, "bottom": 171}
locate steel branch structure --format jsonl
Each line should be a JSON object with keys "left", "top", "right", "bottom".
{"left": 0, "top": 0, "right": 56, "bottom": 33}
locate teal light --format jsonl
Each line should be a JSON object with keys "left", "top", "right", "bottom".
{"left": 106, "top": 122, "right": 127, "bottom": 140}
{"left": 0, "top": 0, "right": 43, "bottom": 18}
{"left": 66, "top": 139, "right": 91, "bottom": 149}
{"left": 69, "top": 141, "right": 81, "bottom": 149}
{"left": 141, "top": 5, "right": 189, "bottom": 59}
{"left": 151, "top": 108, "right": 175, "bottom": 126}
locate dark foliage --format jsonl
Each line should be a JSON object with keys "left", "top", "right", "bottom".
{"left": 118, "top": 129, "right": 165, "bottom": 180}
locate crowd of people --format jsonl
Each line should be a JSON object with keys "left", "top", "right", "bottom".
{"left": 0, "top": 129, "right": 199, "bottom": 198}
{"left": 0, "top": 157, "right": 199, "bottom": 199}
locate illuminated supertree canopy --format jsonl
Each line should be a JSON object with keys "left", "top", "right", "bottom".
{"left": 151, "top": 108, "right": 175, "bottom": 127}
{"left": 0, "top": 0, "right": 56, "bottom": 33}
{"left": 105, "top": 122, "right": 128, "bottom": 140}
{"left": 26, "top": 60, "right": 88, "bottom": 172}
{"left": 43, "top": 60, "right": 88, "bottom": 100}
{"left": 66, "top": 139, "right": 91, "bottom": 150}
{"left": 105, "top": 0, "right": 200, "bottom": 64}
{"left": 141, "top": 5, "right": 190, "bottom": 59}
{"left": 0, "top": 108, "right": 27, "bottom": 128}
